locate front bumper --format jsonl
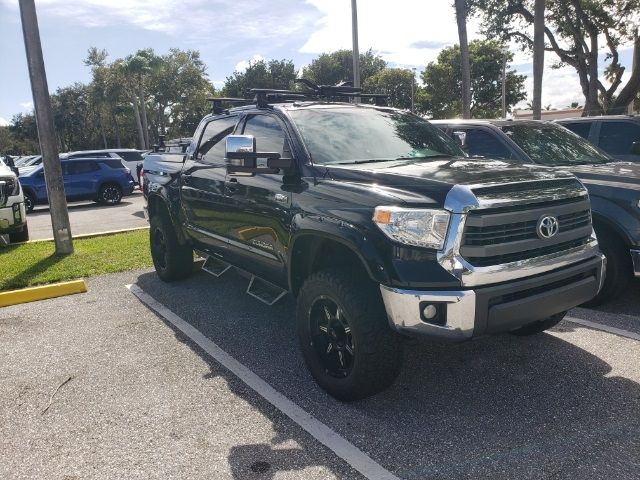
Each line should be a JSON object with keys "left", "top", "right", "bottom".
{"left": 0, "top": 202, "right": 27, "bottom": 233}
{"left": 380, "top": 254, "right": 606, "bottom": 342}
{"left": 632, "top": 249, "right": 640, "bottom": 277}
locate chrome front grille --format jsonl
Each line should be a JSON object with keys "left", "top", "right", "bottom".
{"left": 460, "top": 195, "right": 593, "bottom": 267}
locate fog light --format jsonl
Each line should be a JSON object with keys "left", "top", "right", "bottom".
{"left": 422, "top": 304, "right": 438, "bottom": 320}
{"left": 419, "top": 301, "right": 447, "bottom": 326}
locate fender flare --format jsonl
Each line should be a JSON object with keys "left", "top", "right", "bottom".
{"left": 288, "top": 214, "right": 390, "bottom": 292}
{"left": 590, "top": 196, "right": 639, "bottom": 246}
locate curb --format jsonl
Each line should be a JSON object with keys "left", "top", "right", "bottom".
{"left": 24, "top": 226, "right": 150, "bottom": 244}
{"left": 0, "top": 279, "right": 87, "bottom": 308}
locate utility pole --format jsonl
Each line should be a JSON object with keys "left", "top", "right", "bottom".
{"left": 19, "top": 0, "right": 73, "bottom": 254}
{"left": 630, "top": 29, "right": 638, "bottom": 115}
{"left": 351, "top": 0, "right": 361, "bottom": 91}
{"left": 411, "top": 67, "right": 416, "bottom": 113}
{"left": 502, "top": 50, "right": 508, "bottom": 119}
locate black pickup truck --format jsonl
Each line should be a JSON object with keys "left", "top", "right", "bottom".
{"left": 143, "top": 87, "right": 605, "bottom": 400}
{"left": 434, "top": 119, "right": 640, "bottom": 304}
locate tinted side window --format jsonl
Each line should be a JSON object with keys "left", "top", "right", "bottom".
{"left": 242, "top": 115, "right": 289, "bottom": 157}
{"left": 197, "top": 117, "right": 238, "bottom": 164}
{"left": 118, "top": 152, "right": 143, "bottom": 162}
{"left": 465, "top": 129, "right": 511, "bottom": 160}
{"left": 562, "top": 122, "right": 591, "bottom": 139}
{"left": 102, "top": 159, "right": 126, "bottom": 169}
{"left": 599, "top": 121, "right": 640, "bottom": 155}
{"left": 64, "top": 161, "right": 99, "bottom": 175}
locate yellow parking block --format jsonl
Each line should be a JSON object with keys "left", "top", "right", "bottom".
{"left": 0, "top": 279, "right": 87, "bottom": 308}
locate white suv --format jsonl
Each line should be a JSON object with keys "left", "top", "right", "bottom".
{"left": 0, "top": 159, "right": 28, "bottom": 243}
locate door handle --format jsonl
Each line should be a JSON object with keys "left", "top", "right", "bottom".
{"left": 225, "top": 178, "right": 238, "bottom": 194}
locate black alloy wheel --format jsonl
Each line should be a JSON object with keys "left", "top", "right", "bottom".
{"left": 99, "top": 184, "right": 122, "bottom": 205}
{"left": 309, "top": 295, "right": 355, "bottom": 378}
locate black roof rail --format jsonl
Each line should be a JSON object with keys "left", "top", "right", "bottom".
{"left": 207, "top": 97, "right": 250, "bottom": 114}
{"left": 210, "top": 80, "right": 389, "bottom": 111}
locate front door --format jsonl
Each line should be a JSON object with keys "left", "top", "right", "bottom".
{"left": 180, "top": 115, "right": 239, "bottom": 253}
{"left": 223, "top": 113, "right": 295, "bottom": 287}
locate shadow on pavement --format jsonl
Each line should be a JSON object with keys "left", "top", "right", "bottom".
{"left": 27, "top": 198, "right": 138, "bottom": 215}
{"left": 134, "top": 270, "right": 640, "bottom": 479}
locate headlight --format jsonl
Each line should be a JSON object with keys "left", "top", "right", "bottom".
{"left": 1, "top": 177, "right": 19, "bottom": 196}
{"left": 373, "top": 206, "right": 451, "bottom": 249}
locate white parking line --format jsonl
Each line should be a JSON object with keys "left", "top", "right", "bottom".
{"left": 126, "top": 284, "right": 401, "bottom": 480}
{"left": 565, "top": 316, "right": 640, "bottom": 341}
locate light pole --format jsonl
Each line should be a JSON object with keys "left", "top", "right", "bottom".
{"left": 501, "top": 49, "right": 508, "bottom": 119}
{"left": 411, "top": 67, "right": 416, "bottom": 113}
{"left": 351, "top": 0, "right": 361, "bottom": 90}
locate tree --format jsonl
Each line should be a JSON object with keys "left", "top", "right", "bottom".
{"left": 454, "top": 0, "right": 472, "bottom": 118}
{"left": 222, "top": 59, "right": 296, "bottom": 97}
{"left": 303, "top": 49, "right": 386, "bottom": 86}
{"left": 472, "top": 0, "right": 640, "bottom": 115}
{"left": 419, "top": 40, "right": 527, "bottom": 118}
{"left": 532, "top": 0, "right": 545, "bottom": 120}
{"left": 363, "top": 68, "right": 415, "bottom": 110}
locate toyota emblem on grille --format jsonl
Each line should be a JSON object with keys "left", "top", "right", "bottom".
{"left": 537, "top": 215, "right": 559, "bottom": 239}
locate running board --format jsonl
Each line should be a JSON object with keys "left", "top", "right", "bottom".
{"left": 246, "top": 276, "right": 287, "bottom": 306}
{"left": 201, "top": 255, "right": 231, "bottom": 277}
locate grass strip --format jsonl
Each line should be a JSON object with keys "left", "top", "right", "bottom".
{"left": 0, "top": 230, "right": 152, "bottom": 291}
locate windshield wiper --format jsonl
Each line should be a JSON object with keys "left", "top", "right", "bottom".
{"left": 394, "top": 154, "right": 454, "bottom": 160}
{"left": 332, "top": 158, "right": 402, "bottom": 165}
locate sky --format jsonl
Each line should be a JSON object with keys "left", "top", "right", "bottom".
{"left": 0, "top": 0, "right": 636, "bottom": 125}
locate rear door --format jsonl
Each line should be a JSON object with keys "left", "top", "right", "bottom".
{"left": 63, "top": 160, "right": 100, "bottom": 199}
{"left": 180, "top": 115, "right": 239, "bottom": 252}
{"left": 222, "top": 113, "right": 295, "bottom": 286}
{"left": 596, "top": 120, "right": 640, "bottom": 162}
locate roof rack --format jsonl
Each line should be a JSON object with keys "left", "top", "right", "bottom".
{"left": 209, "top": 80, "right": 389, "bottom": 112}
{"left": 207, "top": 97, "right": 250, "bottom": 114}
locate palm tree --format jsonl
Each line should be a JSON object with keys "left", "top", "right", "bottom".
{"left": 454, "top": 0, "right": 471, "bottom": 119}
{"left": 532, "top": 0, "right": 545, "bottom": 120}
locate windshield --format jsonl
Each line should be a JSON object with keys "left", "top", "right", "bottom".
{"left": 288, "top": 107, "right": 464, "bottom": 165}
{"left": 502, "top": 124, "right": 611, "bottom": 166}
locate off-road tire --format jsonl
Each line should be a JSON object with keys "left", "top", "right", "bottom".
{"left": 149, "top": 213, "right": 193, "bottom": 282}
{"left": 296, "top": 269, "right": 403, "bottom": 401}
{"left": 97, "top": 183, "right": 123, "bottom": 206}
{"left": 9, "top": 224, "right": 29, "bottom": 243}
{"left": 509, "top": 311, "right": 566, "bottom": 336}
{"left": 583, "top": 229, "right": 632, "bottom": 306}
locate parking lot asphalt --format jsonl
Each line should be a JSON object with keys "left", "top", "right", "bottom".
{"left": 26, "top": 190, "right": 147, "bottom": 240}
{"left": 1, "top": 268, "right": 639, "bottom": 479}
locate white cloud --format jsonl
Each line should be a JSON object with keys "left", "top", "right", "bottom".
{"left": 0, "top": 0, "right": 320, "bottom": 45}
{"left": 0, "top": 117, "right": 10, "bottom": 127}
{"left": 300, "top": 0, "right": 481, "bottom": 67}
{"left": 234, "top": 54, "right": 266, "bottom": 73}
{"left": 19, "top": 101, "right": 33, "bottom": 110}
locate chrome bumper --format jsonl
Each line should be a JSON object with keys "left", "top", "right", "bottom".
{"left": 632, "top": 249, "right": 640, "bottom": 277}
{"left": 380, "top": 287, "right": 476, "bottom": 341}
{"left": 380, "top": 254, "right": 605, "bottom": 342}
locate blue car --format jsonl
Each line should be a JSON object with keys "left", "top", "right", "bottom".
{"left": 19, "top": 157, "right": 135, "bottom": 213}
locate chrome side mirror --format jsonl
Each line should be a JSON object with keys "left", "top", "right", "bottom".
{"left": 225, "top": 135, "right": 294, "bottom": 174}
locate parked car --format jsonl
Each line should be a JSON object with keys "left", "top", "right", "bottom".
{"left": 0, "top": 158, "right": 28, "bottom": 242}
{"left": 19, "top": 157, "right": 135, "bottom": 212}
{"left": 434, "top": 119, "right": 640, "bottom": 304}
{"left": 63, "top": 149, "right": 146, "bottom": 181}
{"left": 555, "top": 115, "right": 640, "bottom": 163}
{"left": 143, "top": 84, "right": 605, "bottom": 400}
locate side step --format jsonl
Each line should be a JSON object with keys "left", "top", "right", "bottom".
{"left": 201, "top": 255, "right": 231, "bottom": 278}
{"left": 246, "top": 276, "right": 287, "bottom": 306}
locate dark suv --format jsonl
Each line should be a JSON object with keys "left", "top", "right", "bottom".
{"left": 556, "top": 115, "right": 640, "bottom": 163}
{"left": 143, "top": 86, "right": 605, "bottom": 400}
{"left": 19, "top": 158, "right": 135, "bottom": 212}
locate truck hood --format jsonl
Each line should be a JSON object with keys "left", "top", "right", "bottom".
{"left": 569, "top": 162, "right": 640, "bottom": 190}
{"left": 322, "top": 158, "right": 576, "bottom": 205}
{"left": 0, "top": 163, "right": 15, "bottom": 178}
